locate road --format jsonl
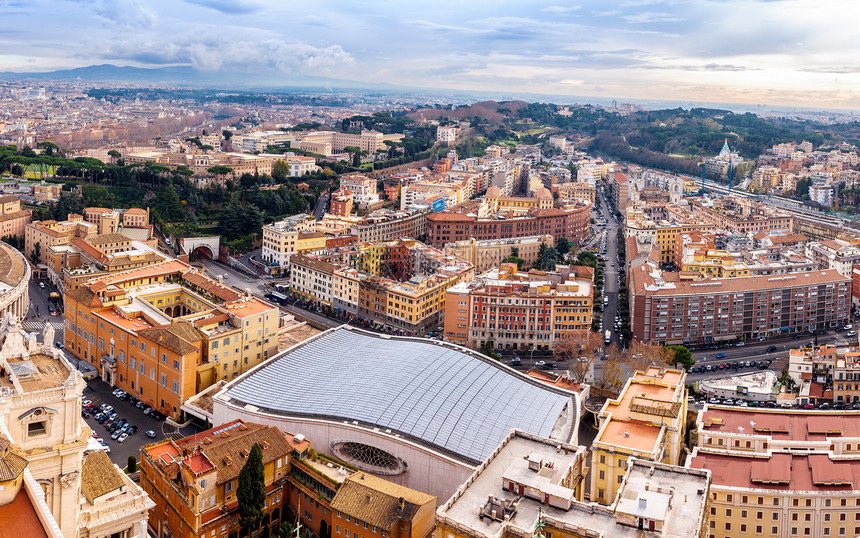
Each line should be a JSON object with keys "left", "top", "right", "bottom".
{"left": 314, "top": 192, "right": 329, "bottom": 220}
{"left": 596, "top": 188, "right": 622, "bottom": 347}
{"left": 199, "top": 257, "right": 267, "bottom": 297}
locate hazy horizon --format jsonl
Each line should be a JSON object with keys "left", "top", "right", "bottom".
{"left": 2, "top": 0, "right": 859, "bottom": 110}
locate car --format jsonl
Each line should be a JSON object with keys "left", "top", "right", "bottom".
{"left": 121, "top": 423, "right": 131, "bottom": 433}
{"left": 847, "top": 331, "right": 858, "bottom": 338}
{"left": 780, "top": 402, "right": 794, "bottom": 408}
{"left": 716, "top": 353, "right": 726, "bottom": 359}
{"left": 748, "top": 401, "right": 759, "bottom": 408}
{"left": 759, "top": 362, "right": 770, "bottom": 369}
{"left": 81, "top": 411, "right": 89, "bottom": 419}
{"left": 764, "top": 402, "right": 777, "bottom": 408}
{"left": 145, "top": 430, "right": 157, "bottom": 438}
{"left": 803, "top": 403, "right": 815, "bottom": 409}
{"left": 708, "top": 397, "right": 720, "bottom": 404}
{"left": 722, "top": 399, "right": 734, "bottom": 405}
{"left": 136, "top": 401, "right": 146, "bottom": 409}
{"left": 818, "top": 402, "right": 831, "bottom": 409}
{"left": 735, "top": 341, "right": 745, "bottom": 347}
{"left": 111, "top": 430, "right": 121, "bottom": 440}
{"left": 129, "top": 425, "right": 138, "bottom": 434}
{"left": 535, "top": 361, "right": 550, "bottom": 370}
{"left": 737, "top": 401, "right": 748, "bottom": 407}
{"left": 767, "top": 345, "right": 778, "bottom": 353}
{"left": 82, "top": 399, "right": 91, "bottom": 406}
{"left": 100, "top": 443, "right": 111, "bottom": 454}
{"left": 852, "top": 402, "right": 860, "bottom": 410}
{"left": 511, "top": 357, "right": 521, "bottom": 366}
{"left": 143, "top": 407, "right": 152, "bottom": 415}
{"left": 845, "top": 324, "right": 854, "bottom": 330}
{"left": 102, "top": 405, "right": 113, "bottom": 414}
{"left": 718, "top": 363, "right": 725, "bottom": 370}
{"left": 55, "top": 341, "right": 64, "bottom": 349}
{"left": 38, "top": 282, "right": 46, "bottom": 289}
{"left": 118, "top": 433, "right": 128, "bottom": 443}
{"left": 833, "top": 403, "right": 846, "bottom": 410}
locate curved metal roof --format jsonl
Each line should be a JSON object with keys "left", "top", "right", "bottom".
{"left": 223, "top": 328, "right": 573, "bottom": 463}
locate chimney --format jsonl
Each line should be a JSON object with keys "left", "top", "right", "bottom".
{"left": 399, "top": 497, "right": 405, "bottom": 510}
{"left": 638, "top": 496, "right": 647, "bottom": 509}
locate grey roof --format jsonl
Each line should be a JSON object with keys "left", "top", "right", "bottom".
{"left": 223, "top": 328, "right": 572, "bottom": 463}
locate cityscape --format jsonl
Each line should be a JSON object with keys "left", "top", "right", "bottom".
{"left": 0, "top": 2, "right": 859, "bottom": 538}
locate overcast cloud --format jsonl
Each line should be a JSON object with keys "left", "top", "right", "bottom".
{"left": 1, "top": 0, "right": 858, "bottom": 107}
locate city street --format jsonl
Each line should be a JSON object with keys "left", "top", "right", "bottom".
{"left": 22, "top": 278, "right": 64, "bottom": 336}
{"left": 596, "top": 189, "right": 622, "bottom": 347}
{"left": 199, "top": 257, "right": 268, "bottom": 297}
{"left": 81, "top": 378, "right": 203, "bottom": 469}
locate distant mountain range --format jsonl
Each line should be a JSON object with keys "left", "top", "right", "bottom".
{"left": 0, "top": 64, "right": 380, "bottom": 89}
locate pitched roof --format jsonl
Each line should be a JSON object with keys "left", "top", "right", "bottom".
{"left": 0, "top": 448, "right": 27, "bottom": 482}
{"left": 88, "top": 233, "right": 131, "bottom": 245}
{"left": 80, "top": 450, "right": 125, "bottom": 503}
{"left": 65, "top": 286, "right": 101, "bottom": 308}
{"left": 175, "top": 421, "right": 293, "bottom": 485}
{"left": 181, "top": 271, "right": 241, "bottom": 302}
{"left": 0, "top": 195, "right": 19, "bottom": 204}
{"left": 137, "top": 325, "right": 199, "bottom": 356}
{"left": 330, "top": 472, "right": 435, "bottom": 531}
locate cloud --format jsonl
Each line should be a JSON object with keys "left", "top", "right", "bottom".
{"left": 592, "top": 10, "right": 621, "bottom": 16}
{"left": 622, "top": 11, "right": 686, "bottom": 23}
{"left": 541, "top": 5, "right": 581, "bottom": 13}
{"left": 99, "top": 35, "right": 353, "bottom": 73}
{"left": 798, "top": 66, "right": 860, "bottom": 74}
{"left": 182, "top": 0, "right": 261, "bottom": 14}
{"left": 84, "top": 0, "right": 157, "bottom": 28}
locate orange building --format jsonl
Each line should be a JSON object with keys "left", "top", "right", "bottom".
{"left": 0, "top": 195, "right": 30, "bottom": 239}
{"left": 330, "top": 188, "right": 354, "bottom": 217}
{"left": 63, "top": 260, "right": 280, "bottom": 418}
{"left": 141, "top": 420, "right": 293, "bottom": 538}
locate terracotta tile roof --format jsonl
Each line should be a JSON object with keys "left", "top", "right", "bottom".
{"left": 124, "top": 208, "right": 147, "bottom": 215}
{"left": 181, "top": 272, "right": 241, "bottom": 302}
{"left": 0, "top": 209, "right": 30, "bottom": 223}
{"left": 88, "top": 233, "right": 131, "bottom": 245}
{"left": 175, "top": 421, "right": 292, "bottom": 485}
{"left": 193, "top": 313, "right": 231, "bottom": 327}
{"left": 137, "top": 325, "right": 200, "bottom": 356}
{"left": 0, "top": 195, "right": 19, "bottom": 204}
{"left": 81, "top": 450, "right": 125, "bottom": 503}
{"left": 0, "top": 448, "right": 27, "bottom": 481}
{"left": 65, "top": 286, "right": 101, "bottom": 308}
{"left": 330, "top": 472, "right": 435, "bottom": 531}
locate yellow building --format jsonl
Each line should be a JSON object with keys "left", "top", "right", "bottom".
{"left": 295, "top": 231, "right": 327, "bottom": 253}
{"left": 590, "top": 367, "right": 688, "bottom": 504}
{"left": 681, "top": 249, "right": 751, "bottom": 278}
{"left": 558, "top": 182, "right": 596, "bottom": 204}
{"left": 25, "top": 214, "right": 97, "bottom": 264}
{"left": 688, "top": 406, "right": 860, "bottom": 538}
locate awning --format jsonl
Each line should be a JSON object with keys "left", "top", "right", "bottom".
{"left": 713, "top": 335, "right": 738, "bottom": 342}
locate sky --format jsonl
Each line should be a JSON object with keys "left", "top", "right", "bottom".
{"left": 1, "top": 0, "right": 859, "bottom": 108}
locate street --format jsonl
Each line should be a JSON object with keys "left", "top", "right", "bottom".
{"left": 199, "top": 257, "right": 268, "bottom": 296}
{"left": 81, "top": 378, "right": 203, "bottom": 469}
{"left": 596, "top": 189, "right": 622, "bottom": 347}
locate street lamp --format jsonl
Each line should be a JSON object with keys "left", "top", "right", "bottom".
{"left": 530, "top": 347, "right": 536, "bottom": 368}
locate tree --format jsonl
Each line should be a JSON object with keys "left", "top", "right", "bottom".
{"left": 272, "top": 160, "right": 290, "bottom": 182}
{"left": 535, "top": 243, "right": 560, "bottom": 271}
{"left": 222, "top": 130, "right": 233, "bottom": 140}
{"left": 595, "top": 344, "right": 627, "bottom": 392}
{"left": 553, "top": 330, "right": 602, "bottom": 383}
{"left": 208, "top": 165, "right": 234, "bottom": 183}
{"left": 556, "top": 237, "right": 570, "bottom": 256}
{"left": 628, "top": 340, "right": 673, "bottom": 372}
{"left": 107, "top": 149, "right": 122, "bottom": 164}
{"left": 501, "top": 255, "right": 525, "bottom": 269}
{"left": 575, "top": 251, "right": 597, "bottom": 268}
{"left": 237, "top": 443, "right": 266, "bottom": 535}
{"left": 127, "top": 455, "right": 137, "bottom": 473}
{"left": 666, "top": 345, "right": 694, "bottom": 371}
{"left": 279, "top": 521, "right": 296, "bottom": 538}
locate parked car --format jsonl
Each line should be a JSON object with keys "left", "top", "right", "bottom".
{"left": 511, "top": 357, "right": 521, "bottom": 366}
{"left": 118, "top": 433, "right": 128, "bottom": 443}
{"left": 111, "top": 430, "right": 121, "bottom": 440}
{"left": 145, "top": 430, "right": 157, "bottom": 438}
{"left": 55, "top": 342, "right": 64, "bottom": 349}
{"left": 818, "top": 402, "right": 831, "bottom": 409}
{"left": 735, "top": 341, "right": 745, "bottom": 347}
{"left": 847, "top": 331, "right": 857, "bottom": 338}
{"left": 535, "top": 361, "right": 550, "bottom": 370}
{"left": 803, "top": 403, "right": 815, "bottom": 409}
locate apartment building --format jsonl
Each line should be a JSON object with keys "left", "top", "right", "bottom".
{"left": 557, "top": 181, "right": 596, "bottom": 203}
{"left": 806, "top": 238, "right": 860, "bottom": 278}
{"left": 84, "top": 206, "right": 150, "bottom": 234}
{"left": 0, "top": 195, "right": 31, "bottom": 239}
{"left": 443, "top": 235, "right": 553, "bottom": 273}
{"left": 290, "top": 239, "right": 474, "bottom": 333}
{"left": 33, "top": 182, "right": 63, "bottom": 202}
{"left": 25, "top": 214, "right": 97, "bottom": 264}
{"left": 63, "top": 261, "right": 279, "bottom": 418}
{"left": 590, "top": 368, "right": 688, "bottom": 504}
{"left": 688, "top": 406, "right": 860, "bottom": 538}
{"left": 629, "top": 261, "right": 851, "bottom": 345}
{"left": 340, "top": 173, "right": 380, "bottom": 208}
{"left": 426, "top": 201, "right": 591, "bottom": 248}
{"left": 688, "top": 198, "right": 792, "bottom": 235}
{"left": 437, "top": 430, "right": 710, "bottom": 538}
{"left": 350, "top": 208, "right": 428, "bottom": 243}
{"left": 330, "top": 187, "right": 354, "bottom": 217}
{"left": 443, "top": 264, "right": 593, "bottom": 350}
{"left": 609, "top": 172, "right": 631, "bottom": 210}
{"left": 141, "top": 420, "right": 293, "bottom": 538}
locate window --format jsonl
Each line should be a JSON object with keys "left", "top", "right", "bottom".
{"left": 742, "top": 510, "right": 748, "bottom": 519}
{"left": 225, "top": 480, "right": 234, "bottom": 493}
{"left": 141, "top": 342, "right": 146, "bottom": 352}
{"left": 162, "top": 353, "right": 167, "bottom": 363}
{"left": 27, "top": 421, "right": 46, "bottom": 436}
{"left": 598, "top": 470, "right": 605, "bottom": 480}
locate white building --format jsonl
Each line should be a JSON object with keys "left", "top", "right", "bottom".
{"left": 340, "top": 173, "right": 380, "bottom": 208}
{"left": 437, "top": 125, "right": 459, "bottom": 145}
{"left": 809, "top": 183, "right": 834, "bottom": 207}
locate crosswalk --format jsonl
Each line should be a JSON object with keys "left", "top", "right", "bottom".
{"left": 20, "top": 320, "right": 64, "bottom": 331}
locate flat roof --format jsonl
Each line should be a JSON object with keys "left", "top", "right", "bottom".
{"left": 222, "top": 328, "right": 575, "bottom": 463}
{"left": 700, "top": 407, "right": 860, "bottom": 441}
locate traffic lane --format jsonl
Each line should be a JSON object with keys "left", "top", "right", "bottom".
{"left": 686, "top": 365, "right": 784, "bottom": 382}
{"left": 691, "top": 332, "right": 850, "bottom": 361}
{"left": 28, "top": 278, "right": 60, "bottom": 319}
